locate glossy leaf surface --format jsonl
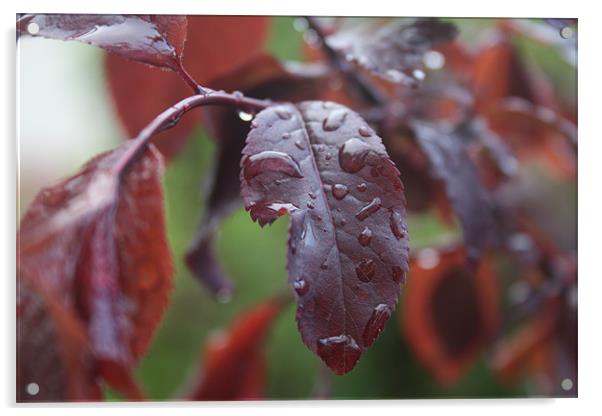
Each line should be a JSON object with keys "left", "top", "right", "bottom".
{"left": 241, "top": 101, "right": 409, "bottom": 374}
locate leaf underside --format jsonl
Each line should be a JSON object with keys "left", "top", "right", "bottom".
{"left": 18, "top": 14, "right": 187, "bottom": 70}
{"left": 240, "top": 101, "right": 409, "bottom": 374}
{"left": 18, "top": 142, "right": 173, "bottom": 399}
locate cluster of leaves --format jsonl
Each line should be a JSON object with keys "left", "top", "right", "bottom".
{"left": 16, "top": 14, "right": 576, "bottom": 401}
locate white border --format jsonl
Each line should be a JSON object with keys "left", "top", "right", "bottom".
{"left": 3, "top": 0, "right": 600, "bottom": 414}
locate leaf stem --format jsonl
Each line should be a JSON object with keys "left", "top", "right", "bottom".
{"left": 172, "top": 58, "right": 207, "bottom": 95}
{"left": 112, "top": 89, "right": 272, "bottom": 177}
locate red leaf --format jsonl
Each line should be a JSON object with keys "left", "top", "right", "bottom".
{"left": 402, "top": 244, "right": 500, "bottom": 385}
{"left": 409, "top": 119, "right": 498, "bottom": 260}
{"left": 17, "top": 14, "right": 187, "bottom": 71}
{"left": 105, "top": 16, "right": 270, "bottom": 159}
{"left": 17, "top": 275, "right": 101, "bottom": 402}
{"left": 187, "top": 299, "right": 283, "bottom": 400}
{"left": 326, "top": 18, "right": 457, "bottom": 86}
{"left": 18, "top": 142, "right": 173, "bottom": 397}
{"left": 185, "top": 54, "right": 328, "bottom": 297}
{"left": 240, "top": 101, "right": 409, "bottom": 374}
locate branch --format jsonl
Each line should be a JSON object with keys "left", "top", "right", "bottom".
{"left": 111, "top": 89, "right": 273, "bottom": 177}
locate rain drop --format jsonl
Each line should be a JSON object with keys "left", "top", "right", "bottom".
{"left": 358, "top": 227, "right": 373, "bottom": 246}
{"left": 392, "top": 266, "right": 405, "bottom": 283}
{"left": 412, "top": 69, "right": 426, "bottom": 81}
{"left": 356, "top": 197, "right": 382, "bottom": 221}
{"left": 322, "top": 108, "right": 348, "bottom": 132}
{"left": 292, "top": 278, "right": 309, "bottom": 296}
{"left": 308, "top": 191, "right": 317, "bottom": 199}
{"left": 356, "top": 258, "right": 376, "bottom": 282}
{"left": 356, "top": 183, "right": 367, "bottom": 192}
{"left": 27, "top": 22, "right": 40, "bottom": 35}
{"left": 307, "top": 201, "right": 315, "bottom": 209}
{"left": 320, "top": 261, "right": 328, "bottom": 270}
{"left": 316, "top": 335, "right": 361, "bottom": 375}
{"left": 416, "top": 248, "right": 440, "bottom": 270}
{"left": 243, "top": 151, "right": 303, "bottom": 181}
{"left": 358, "top": 125, "right": 372, "bottom": 137}
{"left": 363, "top": 304, "right": 391, "bottom": 346}
{"left": 339, "top": 137, "right": 375, "bottom": 173}
{"left": 282, "top": 132, "right": 291, "bottom": 140}
{"left": 295, "top": 140, "right": 306, "bottom": 150}
{"left": 389, "top": 210, "right": 406, "bottom": 240}
{"left": 332, "top": 184, "right": 349, "bottom": 200}
{"left": 423, "top": 50, "right": 445, "bottom": 70}
{"left": 238, "top": 110, "right": 253, "bottom": 122}
{"left": 276, "top": 108, "right": 293, "bottom": 120}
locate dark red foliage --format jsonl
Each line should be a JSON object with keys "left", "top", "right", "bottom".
{"left": 187, "top": 299, "right": 283, "bottom": 400}
{"left": 18, "top": 142, "right": 173, "bottom": 400}
{"left": 105, "top": 16, "right": 270, "bottom": 159}
{"left": 409, "top": 119, "right": 498, "bottom": 260}
{"left": 402, "top": 244, "right": 500, "bottom": 385}
{"left": 240, "top": 101, "right": 409, "bottom": 374}
{"left": 17, "top": 275, "right": 101, "bottom": 402}
{"left": 185, "top": 54, "right": 328, "bottom": 298}
{"left": 16, "top": 13, "right": 577, "bottom": 398}
{"left": 325, "top": 18, "right": 458, "bottom": 86}
{"left": 17, "top": 14, "right": 188, "bottom": 71}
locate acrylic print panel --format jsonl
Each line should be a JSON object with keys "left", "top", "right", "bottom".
{"left": 16, "top": 15, "right": 577, "bottom": 402}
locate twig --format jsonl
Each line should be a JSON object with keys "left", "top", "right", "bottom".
{"left": 111, "top": 89, "right": 272, "bottom": 177}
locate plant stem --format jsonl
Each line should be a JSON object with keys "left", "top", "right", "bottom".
{"left": 172, "top": 58, "right": 207, "bottom": 95}
{"left": 112, "top": 89, "right": 272, "bottom": 177}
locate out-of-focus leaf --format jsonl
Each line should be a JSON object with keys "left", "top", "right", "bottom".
{"left": 185, "top": 53, "right": 329, "bottom": 298}
{"left": 187, "top": 299, "right": 283, "bottom": 400}
{"left": 17, "top": 275, "right": 101, "bottom": 402}
{"left": 241, "top": 101, "right": 409, "bottom": 374}
{"left": 326, "top": 18, "right": 458, "bottom": 86}
{"left": 402, "top": 244, "right": 500, "bottom": 385}
{"left": 18, "top": 14, "right": 187, "bottom": 71}
{"left": 410, "top": 119, "right": 498, "bottom": 260}
{"left": 105, "top": 16, "right": 270, "bottom": 159}
{"left": 18, "top": 142, "right": 173, "bottom": 398}
{"left": 486, "top": 97, "right": 577, "bottom": 177}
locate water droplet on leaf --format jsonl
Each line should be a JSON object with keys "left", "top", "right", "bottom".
{"left": 358, "top": 126, "right": 372, "bottom": 137}
{"left": 356, "top": 197, "right": 381, "bottom": 221}
{"left": 293, "top": 277, "right": 309, "bottom": 296}
{"left": 339, "top": 137, "right": 375, "bottom": 173}
{"left": 316, "top": 334, "right": 361, "bottom": 375}
{"left": 243, "top": 151, "right": 303, "bottom": 181}
{"left": 238, "top": 111, "right": 253, "bottom": 122}
{"left": 322, "top": 108, "right": 348, "bottom": 132}
{"left": 332, "top": 184, "right": 349, "bottom": 200}
{"left": 389, "top": 210, "right": 405, "bottom": 240}
{"left": 363, "top": 304, "right": 391, "bottom": 346}
{"left": 358, "top": 227, "right": 373, "bottom": 246}
{"left": 356, "top": 258, "right": 376, "bottom": 282}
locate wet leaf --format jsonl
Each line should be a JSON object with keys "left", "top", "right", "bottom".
{"left": 326, "top": 18, "right": 457, "bottom": 86}
{"left": 240, "top": 101, "right": 409, "bottom": 374}
{"left": 410, "top": 119, "right": 498, "bottom": 260}
{"left": 17, "top": 14, "right": 188, "bottom": 71}
{"left": 185, "top": 54, "right": 328, "bottom": 298}
{"left": 105, "top": 16, "right": 270, "bottom": 159}
{"left": 18, "top": 142, "right": 173, "bottom": 396}
{"left": 402, "top": 244, "right": 500, "bottom": 385}
{"left": 187, "top": 299, "right": 283, "bottom": 400}
{"left": 17, "top": 275, "right": 101, "bottom": 402}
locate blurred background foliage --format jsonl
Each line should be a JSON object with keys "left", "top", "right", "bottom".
{"left": 18, "top": 16, "right": 576, "bottom": 400}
